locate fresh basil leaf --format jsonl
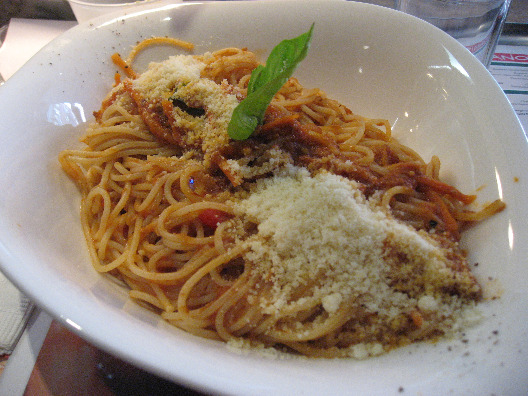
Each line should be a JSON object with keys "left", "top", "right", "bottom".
{"left": 246, "top": 64, "right": 265, "bottom": 95}
{"left": 228, "top": 24, "right": 314, "bottom": 141}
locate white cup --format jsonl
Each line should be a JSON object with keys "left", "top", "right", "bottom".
{"left": 68, "top": 0, "right": 168, "bottom": 23}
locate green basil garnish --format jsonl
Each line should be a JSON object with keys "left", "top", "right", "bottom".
{"left": 227, "top": 24, "right": 314, "bottom": 141}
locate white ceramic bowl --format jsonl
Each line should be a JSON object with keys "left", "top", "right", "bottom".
{"left": 0, "top": 1, "right": 527, "bottom": 394}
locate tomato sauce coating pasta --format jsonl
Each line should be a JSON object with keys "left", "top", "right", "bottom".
{"left": 59, "top": 38, "right": 505, "bottom": 358}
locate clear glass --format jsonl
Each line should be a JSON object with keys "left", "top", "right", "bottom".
{"left": 394, "top": 0, "right": 512, "bottom": 67}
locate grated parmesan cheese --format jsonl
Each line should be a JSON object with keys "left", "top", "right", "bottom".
{"left": 234, "top": 167, "right": 480, "bottom": 353}
{"left": 133, "top": 55, "right": 205, "bottom": 99}
{"left": 131, "top": 55, "right": 241, "bottom": 162}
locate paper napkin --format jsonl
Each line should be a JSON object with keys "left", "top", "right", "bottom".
{"left": 0, "top": 274, "right": 34, "bottom": 355}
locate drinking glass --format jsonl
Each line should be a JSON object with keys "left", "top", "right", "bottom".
{"left": 395, "top": 0, "right": 512, "bottom": 67}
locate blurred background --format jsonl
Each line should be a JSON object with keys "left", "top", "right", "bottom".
{"left": 0, "top": 0, "right": 527, "bottom": 27}
{"left": 0, "top": 0, "right": 76, "bottom": 26}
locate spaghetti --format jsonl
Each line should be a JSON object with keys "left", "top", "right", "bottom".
{"left": 59, "top": 37, "right": 505, "bottom": 358}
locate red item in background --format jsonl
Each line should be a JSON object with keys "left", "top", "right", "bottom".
{"left": 24, "top": 321, "right": 204, "bottom": 396}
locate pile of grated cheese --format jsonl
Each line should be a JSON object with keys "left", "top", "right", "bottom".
{"left": 234, "top": 167, "right": 479, "bottom": 351}
{"left": 131, "top": 54, "right": 240, "bottom": 159}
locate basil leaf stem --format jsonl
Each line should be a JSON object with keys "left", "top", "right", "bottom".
{"left": 228, "top": 24, "right": 314, "bottom": 140}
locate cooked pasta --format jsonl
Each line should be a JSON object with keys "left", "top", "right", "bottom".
{"left": 59, "top": 37, "right": 505, "bottom": 358}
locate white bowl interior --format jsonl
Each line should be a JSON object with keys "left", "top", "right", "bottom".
{"left": 0, "top": 1, "right": 527, "bottom": 394}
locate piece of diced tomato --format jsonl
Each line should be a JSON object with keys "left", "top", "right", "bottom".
{"left": 198, "top": 209, "right": 231, "bottom": 228}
